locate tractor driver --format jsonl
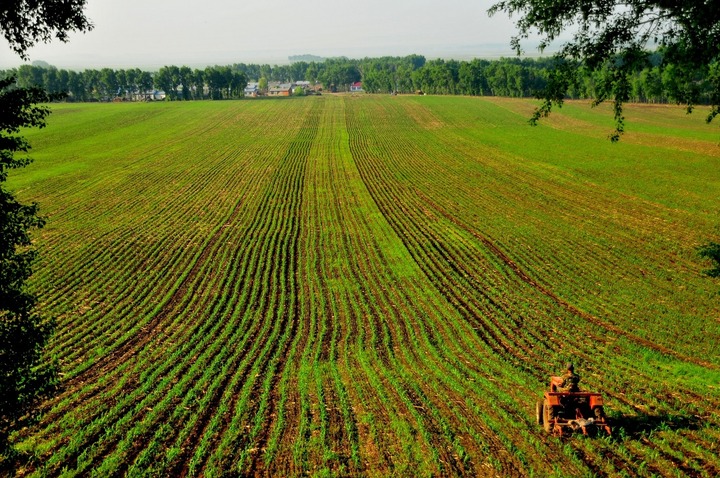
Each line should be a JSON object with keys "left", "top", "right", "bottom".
{"left": 551, "top": 363, "right": 580, "bottom": 392}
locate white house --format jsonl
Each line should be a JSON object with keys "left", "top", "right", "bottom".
{"left": 244, "top": 82, "right": 259, "bottom": 97}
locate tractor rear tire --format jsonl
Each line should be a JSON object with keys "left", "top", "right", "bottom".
{"left": 536, "top": 401, "right": 544, "bottom": 425}
{"left": 543, "top": 401, "right": 553, "bottom": 433}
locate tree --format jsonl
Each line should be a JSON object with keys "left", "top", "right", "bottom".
{"left": 137, "top": 70, "right": 154, "bottom": 97}
{"left": 1, "top": 0, "right": 93, "bottom": 60}
{"left": 82, "top": 69, "right": 100, "bottom": 100}
{"left": 305, "top": 63, "right": 319, "bottom": 84}
{"left": 458, "top": 59, "right": 489, "bottom": 96}
{"left": 320, "top": 62, "right": 361, "bottom": 92}
{"left": 288, "top": 61, "right": 308, "bottom": 82}
{"left": 67, "top": 70, "right": 85, "bottom": 101}
{"left": 178, "top": 66, "right": 193, "bottom": 100}
{"left": 0, "top": 77, "right": 57, "bottom": 459}
{"left": 258, "top": 77, "right": 268, "bottom": 93}
{"left": 123, "top": 68, "right": 139, "bottom": 100}
{"left": 189, "top": 69, "right": 205, "bottom": 100}
{"left": 154, "top": 66, "right": 180, "bottom": 100}
{"left": 16, "top": 65, "right": 44, "bottom": 88}
{"left": 98, "top": 67, "right": 119, "bottom": 99}
{"left": 1, "top": 0, "right": 91, "bottom": 465}
{"left": 229, "top": 70, "right": 248, "bottom": 99}
{"left": 489, "top": 0, "right": 720, "bottom": 141}
{"left": 204, "top": 66, "right": 224, "bottom": 100}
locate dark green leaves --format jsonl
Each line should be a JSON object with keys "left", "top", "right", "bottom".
{"left": 490, "top": 0, "right": 720, "bottom": 140}
{"left": 0, "top": 0, "right": 92, "bottom": 60}
{"left": 0, "top": 76, "right": 55, "bottom": 457}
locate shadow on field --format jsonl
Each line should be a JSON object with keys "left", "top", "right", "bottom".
{"left": 612, "top": 412, "right": 700, "bottom": 439}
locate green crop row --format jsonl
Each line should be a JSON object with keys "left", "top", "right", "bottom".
{"left": 8, "top": 95, "right": 720, "bottom": 477}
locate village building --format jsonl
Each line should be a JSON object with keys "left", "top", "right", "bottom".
{"left": 268, "top": 83, "right": 293, "bottom": 96}
{"left": 244, "top": 82, "right": 259, "bottom": 97}
{"left": 132, "top": 90, "right": 166, "bottom": 101}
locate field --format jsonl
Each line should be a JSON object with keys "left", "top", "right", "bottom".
{"left": 9, "top": 94, "right": 720, "bottom": 477}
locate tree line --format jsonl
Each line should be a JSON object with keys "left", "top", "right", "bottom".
{"left": 3, "top": 64, "right": 248, "bottom": 101}
{"left": 3, "top": 51, "right": 718, "bottom": 106}
{"left": 359, "top": 52, "right": 719, "bottom": 105}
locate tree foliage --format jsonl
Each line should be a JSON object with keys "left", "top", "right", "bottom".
{"left": 0, "top": 0, "right": 92, "bottom": 60}
{"left": 0, "top": 0, "right": 89, "bottom": 462}
{"left": 0, "top": 76, "right": 56, "bottom": 457}
{"left": 7, "top": 54, "right": 718, "bottom": 106}
{"left": 489, "top": 0, "right": 720, "bottom": 140}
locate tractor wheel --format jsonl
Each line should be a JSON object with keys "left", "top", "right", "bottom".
{"left": 536, "top": 401, "right": 544, "bottom": 425}
{"left": 543, "top": 401, "right": 552, "bottom": 433}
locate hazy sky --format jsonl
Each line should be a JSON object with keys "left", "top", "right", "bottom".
{"left": 0, "top": 0, "right": 537, "bottom": 69}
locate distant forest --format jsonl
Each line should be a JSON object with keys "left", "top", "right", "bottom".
{"left": 2, "top": 52, "right": 717, "bottom": 104}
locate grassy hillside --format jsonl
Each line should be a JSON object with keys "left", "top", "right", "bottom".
{"left": 9, "top": 95, "right": 720, "bottom": 477}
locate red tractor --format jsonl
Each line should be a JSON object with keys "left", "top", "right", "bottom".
{"left": 536, "top": 380, "right": 612, "bottom": 436}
